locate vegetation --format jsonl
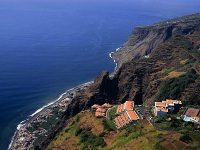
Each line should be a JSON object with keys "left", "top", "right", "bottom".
{"left": 191, "top": 50, "right": 200, "bottom": 58}
{"left": 47, "top": 110, "right": 200, "bottom": 150}
{"left": 47, "top": 111, "right": 106, "bottom": 150}
{"left": 157, "top": 70, "right": 197, "bottom": 100}
{"left": 76, "top": 128, "right": 106, "bottom": 149}
{"left": 187, "top": 94, "right": 200, "bottom": 105}
{"left": 103, "top": 119, "right": 116, "bottom": 131}
{"left": 179, "top": 133, "right": 192, "bottom": 143}
{"left": 103, "top": 106, "right": 117, "bottom": 131}
{"left": 154, "top": 142, "right": 167, "bottom": 150}
{"left": 162, "top": 68, "right": 174, "bottom": 76}
{"left": 154, "top": 113, "right": 198, "bottom": 131}
{"left": 108, "top": 106, "right": 117, "bottom": 120}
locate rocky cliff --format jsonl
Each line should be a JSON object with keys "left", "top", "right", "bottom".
{"left": 67, "top": 13, "right": 200, "bottom": 112}
{"left": 89, "top": 13, "right": 200, "bottom": 106}
{"left": 111, "top": 13, "right": 200, "bottom": 68}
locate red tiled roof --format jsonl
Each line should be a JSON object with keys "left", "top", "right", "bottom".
{"left": 185, "top": 108, "right": 199, "bottom": 117}
{"left": 102, "top": 103, "right": 112, "bottom": 108}
{"left": 115, "top": 117, "right": 121, "bottom": 128}
{"left": 117, "top": 104, "right": 124, "bottom": 114}
{"left": 91, "top": 104, "right": 101, "bottom": 109}
{"left": 127, "top": 111, "right": 139, "bottom": 121}
{"left": 120, "top": 114, "right": 127, "bottom": 124}
{"left": 118, "top": 116, "right": 124, "bottom": 126}
{"left": 96, "top": 108, "right": 106, "bottom": 113}
{"left": 95, "top": 112, "right": 105, "bottom": 117}
{"left": 124, "top": 111, "right": 131, "bottom": 122}
{"left": 124, "top": 101, "right": 134, "bottom": 111}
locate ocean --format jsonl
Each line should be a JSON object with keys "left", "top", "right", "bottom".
{"left": 0, "top": 0, "right": 199, "bottom": 149}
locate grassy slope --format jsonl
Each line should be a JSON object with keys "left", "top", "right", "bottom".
{"left": 46, "top": 110, "right": 200, "bottom": 150}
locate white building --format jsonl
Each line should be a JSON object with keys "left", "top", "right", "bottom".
{"left": 154, "top": 99, "right": 182, "bottom": 116}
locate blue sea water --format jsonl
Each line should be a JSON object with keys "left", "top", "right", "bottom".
{"left": 0, "top": 0, "right": 199, "bottom": 149}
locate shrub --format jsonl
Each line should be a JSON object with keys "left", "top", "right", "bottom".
{"left": 75, "top": 126, "right": 82, "bottom": 136}
{"left": 170, "top": 118, "right": 181, "bottom": 128}
{"left": 157, "top": 70, "right": 197, "bottom": 100}
{"left": 64, "top": 127, "right": 71, "bottom": 133}
{"left": 154, "top": 142, "right": 167, "bottom": 150}
{"left": 180, "top": 133, "right": 192, "bottom": 143}
{"left": 154, "top": 116, "right": 165, "bottom": 123}
{"left": 103, "top": 119, "right": 116, "bottom": 131}
{"left": 80, "top": 130, "right": 106, "bottom": 147}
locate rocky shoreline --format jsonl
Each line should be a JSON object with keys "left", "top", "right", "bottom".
{"left": 9, "top": 81, "right": 93, "bottom": 150}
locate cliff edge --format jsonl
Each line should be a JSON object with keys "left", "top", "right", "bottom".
{"left": 111, "top": 13, "right": 200, "bottom": 68}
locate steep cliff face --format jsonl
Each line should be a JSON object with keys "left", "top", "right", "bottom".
{"left": 114, "top": 38, "right": 198, "bottom": 106}
{"left": 78, "top": 13, "right": 200, "bottom": 107}
{"left": 112, "top": 13, "right": 200, "bottom": 68}
{"left": 65, "top": 13, "right": 200, "bottom": 111}
{"left": 64, "top": 71, "right": 118, "bottom": 118}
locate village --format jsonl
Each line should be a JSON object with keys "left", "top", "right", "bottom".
{"left": 91, "top": 99, "right": 200, "bottom": 130}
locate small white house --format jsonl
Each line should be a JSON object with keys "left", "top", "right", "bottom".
{"left": 154, "top": 100, "right": 182, "bottom": 116}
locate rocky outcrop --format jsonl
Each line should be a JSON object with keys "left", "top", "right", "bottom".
{"left": 86, "top": 71, "right": 118, "bottom": 106}
{"left": 111, "top": 13, "right": 200, "bottom": 68}
{"left": 62, "top": 71, "right": 118, "bottom": 119}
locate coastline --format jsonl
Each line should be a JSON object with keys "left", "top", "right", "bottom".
{"left": 8, "top": 81, "right": 93, "bottom": 150}
{"left": 9, "top": 47, "right": 119, "bottom": 150}
{"left": 109, "top": 47, "right": 121, "bottom": 74}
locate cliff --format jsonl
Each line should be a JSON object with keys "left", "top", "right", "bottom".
{"left": 111, "top": 13, "right": 200, "bottom": 68}
{"left": 91, "top": 13, "right": 200, "bottom": 106}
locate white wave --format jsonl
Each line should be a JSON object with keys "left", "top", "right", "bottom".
{"left": 109, "top": 52, "right": 114, "bottom": 58}
{"left": 116, "top": 47, "right": 120, "bottom": 51}
{"left": 8, "top": 134, "right": 14, "bottom": 150}
{"left": 109, "top": 47, "right": 121, "bottom": 72}
{"left": 17, "top": 120, "right": 26, "bottom": 130}
{"left": 29, "top": 93, "right": 64, "bottom": 117}
{"left": 29, "top": 81, "right": 93, "bottom": 117}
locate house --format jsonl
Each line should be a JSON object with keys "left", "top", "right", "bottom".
{"left": 154, "top": 99, "right": 182, "bottom": 116}
{"left": 91, "top": 103, "right": 112, "bottom": 118}
{"left": 114, "top": 100, "right": 139, "bottom": 129}
{"left": 91, "top": 104, "right": 101, "bottom": 109}
{"left": 126, "top": 110, "right": 139, "bottom": 121}
{"left": 116, "top": 100, "right": 134, "bottom": 115}
{"left": 95, "top": 108, "right": 106, "bottom": 117}
{"left": 95, "top": 111, "right": 106, "bottom": 117}
{"left": 102, "top": 103, "right": 112, "bottom": 109}
{"left": 183, "top": 108, "right": 200, "bottom": 123}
